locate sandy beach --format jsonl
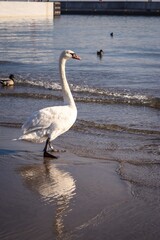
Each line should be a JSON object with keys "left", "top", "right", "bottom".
{"left": 0, "top": 125, "right": 160, "bottom": 240}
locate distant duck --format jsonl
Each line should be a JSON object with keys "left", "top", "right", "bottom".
{"left": 110, "top": 32, "right": 113, "bottom": 37}
{"left": 0, "top": 74, "right": 15, "bottom": 86}
{"left": 97, "top": 49, "right": 104, "bottom": 57}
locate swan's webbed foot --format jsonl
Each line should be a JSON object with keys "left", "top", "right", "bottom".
{"left": 49, "top": 145, "right": 59, "bottom": 152}
{"left": 43, "top": 150, "right": 58, "bottom": 159}
{"left": 43, "top": 137, "right": 58, "bottom": 158}
{"left": 49, "top": 142, "right": 66, "bottom": 153}
{"left": 50, "top": 147, "right": 66, "bottom": 153}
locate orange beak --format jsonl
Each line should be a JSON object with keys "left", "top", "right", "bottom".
{"left": 72, "top": 53, "right": 81, "bottom": 60}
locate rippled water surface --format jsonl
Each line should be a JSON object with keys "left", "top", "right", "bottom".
{"left": 0, "top": 15, "right": 160, "bottom": 240}
{"left": 0, "top": 15, "right": 159, "bottom": 156}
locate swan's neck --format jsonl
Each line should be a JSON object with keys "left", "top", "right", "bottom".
{"left": 59, "top": 57, "right": 76, "bottom": 108}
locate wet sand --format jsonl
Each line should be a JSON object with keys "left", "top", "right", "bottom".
{"left": 0, "top": 126, "right": 160, "bottom": 240}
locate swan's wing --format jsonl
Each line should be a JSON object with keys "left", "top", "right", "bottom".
{"left": 22, "top": 107, "right": 60, "bottom": 134}
{"left": 22, "top": 105, "right": 76, "bottom": 139}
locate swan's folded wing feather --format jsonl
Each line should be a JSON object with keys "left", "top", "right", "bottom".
{"left": 22, "top": 105, "right": 74, "bottom": 137}
{"left": 22, "top": 108, "right": 58, "bottom": 134}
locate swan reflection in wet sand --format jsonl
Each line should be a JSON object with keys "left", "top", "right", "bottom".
{"left": 19, "top": 160, "right": 76, "bottom": 239}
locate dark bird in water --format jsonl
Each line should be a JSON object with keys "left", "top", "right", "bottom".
{"left": 97, "top": 49, "right": 104, "bottom": 57}
{"left": 0, "top": 74, "right": 15, "bottom": 86}
{"left": 110, "top": 32, "right": 113, "bottom": 37}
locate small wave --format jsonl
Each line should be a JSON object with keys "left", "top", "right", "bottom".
{"left": 0, "top": 92, "right": 61, "bottom": 101}
{"left": 0, "top": 60, "right": 24, "bottom": 66}
{"left": 21, "top": 79, "right": 160, "bottom": 109}
{"left": 15, "top": 77, "right": 149, "bottom": 100}
{"left": 1, "top": 90, "right": 159, "bottom": 109}
{"left": 77, "top": 96, "right": 160, "bottom": 109}
{"left": 72, "top": 85, "right": 160, "bottom": 109}
{"left": 0, "top": 122, "right": 21, "bottom": 128}
{"left": 1, "top": 120, "right": 159, "bottom": 137}
{"left": 1, "top": 78, "right": 159, "bottom": 109}
{"left": 118, "top": 162, "right": 160, "bottom": 190}
{"left": 75, "top": 120, "right": 160, "bottom": 136}
{"left": 16, "top": 78, "right": 61, "bottom": 90}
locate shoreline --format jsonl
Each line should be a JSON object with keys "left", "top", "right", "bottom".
{"left": 0, "top": 125, "right": 131, "bottom": 239}
{"left": 1, "top": 125, "right": 160, "bottom": 239}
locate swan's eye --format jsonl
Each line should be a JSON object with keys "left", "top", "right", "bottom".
{"left": 70, "top": 53, "right": 75, "bottom": 57}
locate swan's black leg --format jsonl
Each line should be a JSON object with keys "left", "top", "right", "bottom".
{"left": 43, "top": 137, "right": 49, "bottom": 152}
{"left": 43, "top": 137, "right": 57, "bottom": 158}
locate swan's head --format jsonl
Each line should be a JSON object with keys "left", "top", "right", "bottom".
{"left": 61, "top": 50, "right": 81, "bottom": 61}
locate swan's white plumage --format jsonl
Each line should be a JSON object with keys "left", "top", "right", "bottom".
{"left": 21, "top": 105, "right": 77, "bottom": 143}
{"left": 18, "top": 50, "right": 80, "bottom": 155}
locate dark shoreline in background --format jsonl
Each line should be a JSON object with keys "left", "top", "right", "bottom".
{"left": 61, "top": 1, "right": 160, "bottom": 16}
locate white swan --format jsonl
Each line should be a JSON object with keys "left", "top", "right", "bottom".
{"left": 18, "top": 50, "right": 81, "bottom": 158}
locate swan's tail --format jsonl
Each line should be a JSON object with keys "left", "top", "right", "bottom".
{"left": 12, "top": 134, "right": 46, "bottom": 143}
{"left": 12, "top": 136, "right": 31, "bottom": 142}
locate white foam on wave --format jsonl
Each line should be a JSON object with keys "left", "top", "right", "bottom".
{"left": 16, "top": 77, "right": 149, "bottom": 103}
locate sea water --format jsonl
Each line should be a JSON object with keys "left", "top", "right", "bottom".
{"left": 0, "top": 15, "right": 160, "bottom": 203}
